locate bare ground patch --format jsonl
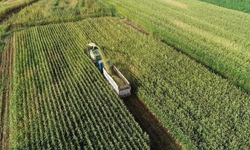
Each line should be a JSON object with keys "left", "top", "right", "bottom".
{"left": 163, "top": 0, "right": 188, "bottom": 9}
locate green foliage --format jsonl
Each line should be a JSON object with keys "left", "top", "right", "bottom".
{"left": 37, "top": 17, "right": 250, "bottom": 150}
{"left": 200, "top": 0, "right": 250, "bottom": 14}
{"left": 0, "top": 25, "right": 8, "bottom": 52}
{"left": 7, "top": 0, "right": 115, "bottom": 28}
{"left": 80, "top": 0, "right": 85, "bottom": 7}
{"left": 11, "top": 21, "right": 150, "bottom": 149}
{"left": 104, "top": 0, "right": 250, "bottom": 93}
{"left": 103, "top": 18, "right": 250, "bottom": 150}
{"left": 0, "top": 0, "right": 36, "bottom": 20}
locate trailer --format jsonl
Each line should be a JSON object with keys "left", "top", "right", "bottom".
{"left": 102, "top": 65, "right": 131, "bottom": 98}
{"left": 86, "top": 43, "right": 131, "bottom": 98}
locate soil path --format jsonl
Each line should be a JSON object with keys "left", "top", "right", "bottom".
{"left": 0, "top": 36, "right": 14, "bottom": 150}
{"left": 123, "top": 94, "right": 183, "bottom": 150}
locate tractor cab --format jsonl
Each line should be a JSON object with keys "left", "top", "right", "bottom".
{"left": 87, "top": 43, "right": 102, "bottom": 63}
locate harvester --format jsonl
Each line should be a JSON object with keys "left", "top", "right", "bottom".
{"left": 86, "top": 43, "right": 131, "bottom": 98}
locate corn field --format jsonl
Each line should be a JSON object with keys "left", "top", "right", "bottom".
{"left": 7, "top": 0, "right": 116, "bottom": 27}
{"left": 35, "top": 17, "right": 250, "bottom": 150}
{"left": 104, "top": 0, "right": 250, "bottom": 92}
{"left": 10, "top": 14, "right": 250, "bottom": 149}
{"left": 11, "top": 21, "right": 150, "bottom": 149}
{"left": 4, "top": 0, "right": 250, "bottom": 149}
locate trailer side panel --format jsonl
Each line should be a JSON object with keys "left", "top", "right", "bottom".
{"left": 103, "top": 68, "right": 119, "bottom": 94}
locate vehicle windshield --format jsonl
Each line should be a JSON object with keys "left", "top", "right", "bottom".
{"left": 92, "top": 49, "right": 100, "bottom": 55}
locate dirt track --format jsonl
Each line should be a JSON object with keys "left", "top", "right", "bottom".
{"left": 0, "top": 36, "right": 14, "bottom": 150}
{"left": 0, "top": 0, "right": 39, "bottom": 24}
{"left": 123, "top": 94, "right": 183, "bottom": 150}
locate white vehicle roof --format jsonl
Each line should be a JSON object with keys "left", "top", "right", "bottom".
{"left": 88, "top": 43, "right": 97, "bottom": 47}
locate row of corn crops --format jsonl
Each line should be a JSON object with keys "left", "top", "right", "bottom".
{"left": 62, "top": 17, "right": 249, "bottom": 149}
{"left": 11, "top": 22, "right": 150, "bottom": 149}
{"left": 104, "top": 0, "right": 250, "bottom": 92}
